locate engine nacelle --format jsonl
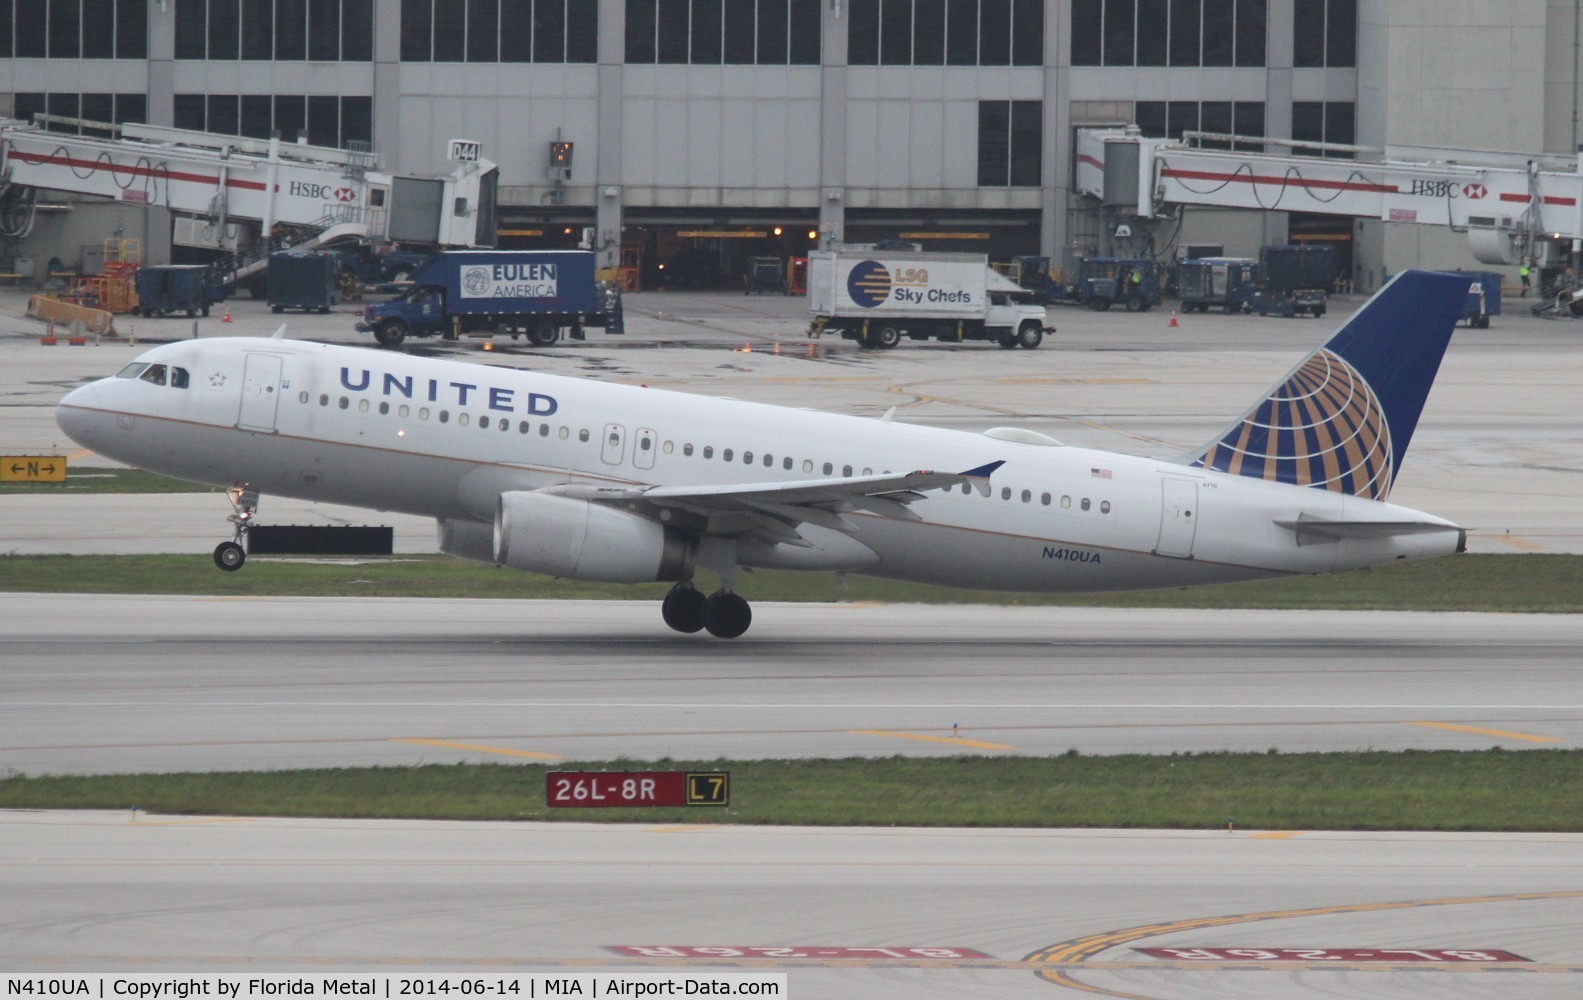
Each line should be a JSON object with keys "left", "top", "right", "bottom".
{"left": 436, "top": 518, "right": 497, "bottom": 563}
{"left": 493, "top": 490, "right": 694, "bottom": 583}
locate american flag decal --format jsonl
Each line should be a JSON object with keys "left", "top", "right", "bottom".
{"left": 1091, "top": 468, "right": 1112, "bottom": 479}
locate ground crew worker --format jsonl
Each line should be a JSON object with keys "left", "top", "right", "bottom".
{"left": 1520, "top": 262, "right": 1531, "bottom": 296}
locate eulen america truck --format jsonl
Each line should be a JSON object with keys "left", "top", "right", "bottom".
{"left": 807, "top": 249, "right": 1052, "bottom": 348}
{"left": 359, "top": 250, "right": 623, "bottom": 347}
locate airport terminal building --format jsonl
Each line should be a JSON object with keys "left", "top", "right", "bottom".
{"left": 0, "top": 0, "right": 1572, "bottom": 290}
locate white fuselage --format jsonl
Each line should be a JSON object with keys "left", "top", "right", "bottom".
{"left": 55, "top": 337, "right": 1463, "bottom": 592}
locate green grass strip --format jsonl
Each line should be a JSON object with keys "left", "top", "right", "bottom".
{"left": 0, "top": 553, "right": 1580, "bottom": 611}
{"left": 0, "top": 468, "right": 219, "bottom": 494}
{"left": 4, "top": 751, "right": 1581, "bottom": 831}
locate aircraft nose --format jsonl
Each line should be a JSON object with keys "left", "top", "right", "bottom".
{"left": 55, "top": 382, "right": 103, "bottom": 448}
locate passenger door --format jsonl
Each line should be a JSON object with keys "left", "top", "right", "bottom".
{"left": 1154, "top": 477, "right": 1199, "bottom": 559}
{"left": 237, "top": 354, "right": 284, "bottom": 432}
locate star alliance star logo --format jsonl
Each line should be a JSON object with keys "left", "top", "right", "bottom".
{"left": 209, "top": 372, "right": 227, "bottom": 387}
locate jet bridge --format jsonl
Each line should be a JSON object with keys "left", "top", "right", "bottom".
{"left": 0, "top": 116, "right": 498, "bottom": 276}
{"left": 1077, "top": 127, "right": 1583, "bottom": 266}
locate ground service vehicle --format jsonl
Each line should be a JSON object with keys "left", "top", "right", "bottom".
{"left": 359, "top": 250, "right": 624, "bottom": 347}
{"left": 267, "top": 251, "right": 340, "bottom": 314}
{"left": 1252, "top": 245, "right": 1339, "bottom": 318}
{"left": 132, "top": 265, "right": 228, "bottom": 317}
{"left": 807, "top": 250, "right": 1051, "bottom": 348}
{"left": 1177, "top": 257, "right": 1258, "bottom": 313}
{"left": 1436, "top": 269, "right": 1502, "bottom": 327}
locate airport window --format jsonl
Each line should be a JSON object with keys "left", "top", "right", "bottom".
{"left": 1, "top": 0, "right": 148, "bottom": 59}
{"left": 14, "top": 93, "right": 147, "bottom": 133}
{"left": 848, "top": 0, "right": 1040, "bottom": 65}
{"left": 977, "top": 100, "right": 1041, "bottom": 187}
{"left": 1292, "top": 101, "right": 1355, "bottom": 157}
{"left": 1135, "top": 100, "right": 1264, "bottom": 150}
{"left": 1293, "top": 0, "right": 1353, "bottom": 67}
{"left": 1072, "top": 0, "right": 1264, "bottom": 66}
{"left": 403, "top": 0, "right": 595, "bottom": 63}
{"left": 175, "top": 0, "right": 370, "bottom": 60}
{"left": 173, "top": 93, "right": 371, "bottom": 148}
{"left": 627, "top": 0, "right": 819, "bottom": 65}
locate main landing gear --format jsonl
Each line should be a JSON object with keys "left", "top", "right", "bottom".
{"left": 662, "top": 582, "right": 753, "bottom": 639}
{"left": 213, "top": 485, "right": 258, "bottom": 572}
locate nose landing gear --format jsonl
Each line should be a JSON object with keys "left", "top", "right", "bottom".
{"left": 213, "top": 485, "right": 258, "bottom": 572}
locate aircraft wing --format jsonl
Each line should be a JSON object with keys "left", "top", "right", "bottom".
{"left": 549, "top": 461, "right": 1003, "bottom": 542}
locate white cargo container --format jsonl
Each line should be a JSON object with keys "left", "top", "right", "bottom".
{"left": 807, "top": 249, "right": 1052, "bottom": 349}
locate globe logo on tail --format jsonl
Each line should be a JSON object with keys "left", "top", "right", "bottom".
{"left": 1193, "top": 348, "right": 1395, "bottom": 499}
{"left": 847, "top": 260, "right": 892, "bottom": 308}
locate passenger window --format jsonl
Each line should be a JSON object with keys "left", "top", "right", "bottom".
{"left": 641, "top": 437, "right": 653, "bottom": 451}
{"left": 1061, "top": 495, "right": 1071, "bottom": 509}
{"left": 338, "top": 397, "right": 349, "bottom": 409}
{"left": 579, "top": 429, "right": 590, "bottom": 442}
{"left": 358, "top": 399, "right": 369, "bottom": 413}
{"left": 439, "top": 410, "right": 449, "bottom": 423}
{"left": 743, "top": 451, "right": 753, "bottom": 464}
{"left": 1081, "top": 498, "right": 1091, "bottom": 511}
{"left": 704, "top": 446, "right": 714, "bottom": 459}
{"left": 842, "top": 465, "right": 852, "bottom": 477}
{"left": 299, "top": 391, "right": 310, "bottom": 404}
{"left": 456, "top": 413, "right": 469, "bottom": 427}
{"left": 823, "top": 462, "right": 833, "bottom": 475}
{"left": 478, "top": 416, "right": 489, "bottom": 429}
{"left": 114, "top": 363, "right": 149, "bottom": 379}
{"left": 1001, "top": 487, "right": 1011, "bottom": 500}
{"left": 320, "top": 394, "right": 329, "bottom": 406}
{"left": 418, "top": 407, "right": 429, "bottom": 420}
{"left": 1021, "top": 489, "right": 1031, "bottom": 503}
{"left": 782, "top": 457, "right": 791, "bottom": 470}
{"left": 399, "top": 404, "right": 410, "bottom": 418}
{"left": 1041, "top": 492, "right": 1051, "bottom": 506}
{"left": 499, "top": 419, "right": 509, "bottom": 432}
{"left": 724, "top": 449, "right": 734, "bottom": 462}
{"left": 139, "top": 364, "right": 167, "bottom": 385}
{"left": 558, "top": 426, "right": 569, "bottom": 439}
{"left": 539, "top": 424, "right": 549, "bottom": 436}
{"left": 610, "top": 431, "right": 621, "bottom": 446}
{"left": 684, "top": 443, "right": 694, "bottom": 456}
{"left": 378, "top": 402, "right": 389, "bottom": 415}
{"left": 661, "top": 441, "right": 672, "bottom": 454}
{"left": 1100, "top": 500, "right": 1111, "bottom": 513}
{"left": 519, "top": 421, "right": 530, "bottom": 433}
{"left": 170, "top": 367, "right": 190, "bottom": 389}
{"left": 802, "top": 460, "right": 813, "bottom": 473}
{"left": 863, "top": 468, "right": 872, "bottom": 476}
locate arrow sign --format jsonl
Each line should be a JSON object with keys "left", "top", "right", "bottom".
{"left": 1, "top": 455, "right": 68, "bottom": 483}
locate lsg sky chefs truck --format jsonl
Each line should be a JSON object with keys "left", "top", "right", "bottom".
{"left": 807, "top": 249, "right": 1053, "bottom": 349}
{"left": 360, "top": 250, "right": 623, "bottom": 347}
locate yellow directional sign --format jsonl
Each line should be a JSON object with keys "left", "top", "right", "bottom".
{"left": 1, "top": 456, "right": 67, "bottom": 483}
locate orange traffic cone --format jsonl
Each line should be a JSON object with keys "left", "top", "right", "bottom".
{"left": 222, "top": 305, "right": 232, "bottom": 323}
{"left": 1168, "top": 309, "right": 1179, "bottom": 328}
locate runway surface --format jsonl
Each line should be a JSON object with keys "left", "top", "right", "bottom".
{"left": 5, "top": 809, "right": 1582, "bottom": 997}
{"left": 5, "top": 595, "right": 1581, "bottom": 775}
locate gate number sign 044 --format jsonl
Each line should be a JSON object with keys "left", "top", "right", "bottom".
{"left": 547, "top": 771, "right": 729, "bottom": 808}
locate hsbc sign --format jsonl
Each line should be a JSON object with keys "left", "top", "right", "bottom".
{"left": 288, "top": 180, "right": 358, "bottom": 203}
{"left": 1403, "top": 179, "right": 1489, "bottom": 200}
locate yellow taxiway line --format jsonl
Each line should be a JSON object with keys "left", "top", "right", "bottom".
{"left": 1405, "top": 721, "right": 1563, "bottom": 744}
{"left": 850, "top": 729, "right": 1016, "bottom": 750}
{"left": 393, "top": 738, "right": 565, "bottom": 760}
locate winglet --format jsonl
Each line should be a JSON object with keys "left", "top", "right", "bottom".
{"left": 960, "top": 460, "right": 1004, "bottom": 497}
{"left": 270, "top": 324, "right": 288, "bottom": 340}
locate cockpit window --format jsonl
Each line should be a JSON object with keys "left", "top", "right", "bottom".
{"left": 170, "top": 367, "right": 190, "bottom": 389}
{"left": 115, "top": 363, "right": 150, "bottom": 379}
{"left": 139, "top": 364, "right": 168, "bottom": 386}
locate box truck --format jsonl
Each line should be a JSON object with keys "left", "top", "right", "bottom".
{"left": 358, "top": 250, "right": 624, "bottom": 347}
{"left": 807, "top": 249, "right": 1052, "bottom": 349}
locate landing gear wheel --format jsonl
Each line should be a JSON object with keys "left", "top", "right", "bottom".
{"left": 702, "top": 590, "right": 752, "bottom": 639}
{"left": 873, "top": 324, "right": 902, "bottom": 349}
{"left": 213, "top": 541, "right": 245, "bottom": 572}
{"left": 1014, "top": 321, "right": 1043, "bottom": 349}
{"left": 661, "top": 583, "right": 708, "bottom": 634}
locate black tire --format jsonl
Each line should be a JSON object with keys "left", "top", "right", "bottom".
{"left": 271, "top": 305, "right": 283, "bottom": 314}
{"left": 874, "top": 324, "right": 902, "bottom": 349}
{"left": 529, "top": 322, "right": 559, "bottom": 346}
{"left": 661, "top": 584, "right": 708, "bottom": 634}
{"left": 213, "top": 541, "right": 246, "bottom": 572}
{"left": 1089, "top": 298, "right": 1111, "bottom": 312}
{"left": 201, "top": 304, "right": 211, "bottom": 317}
{"left": 374, "top": 320, "right": 407, "bottom": 347}
{"left": 996, "top": 335, "right": 1018, "bottom": 349}
{"left": 319, "top": 305, "right": 331, "bottom": 314}
{"left": 1125, "top": 294, "right": 1146, "bottom": 313}
{"left": 702, "top": 591, "right": 752, "bottom": 639}
{"left": 186, "top": 307, "right": 196, "bottom": 318}
{"left": 1015, "top": 321, "right": 1043, "bottom": 349}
